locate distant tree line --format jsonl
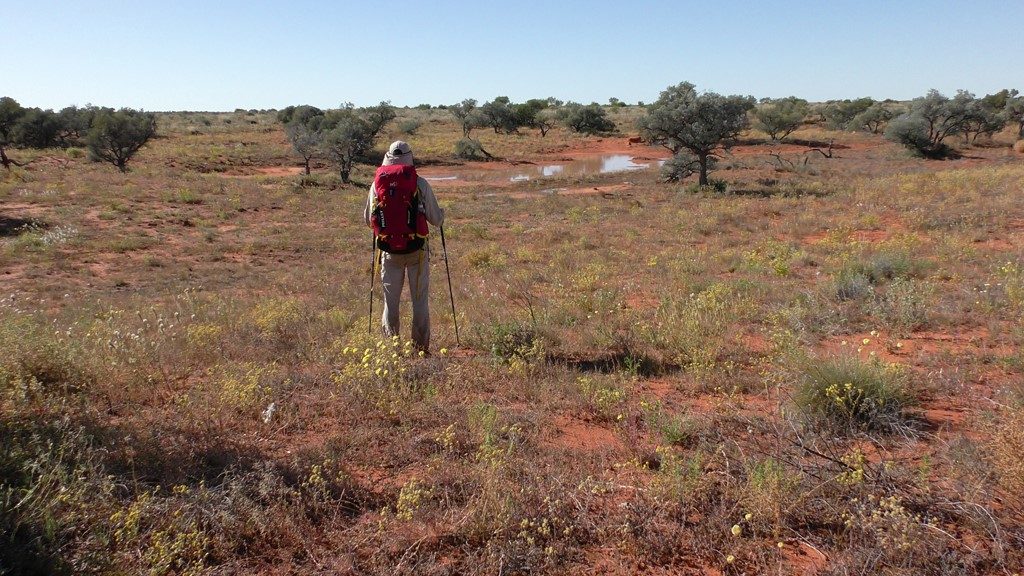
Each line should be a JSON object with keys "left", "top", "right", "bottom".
{"left": 448, "top": 96, "right": 616, "bottom": 140}
{"left": 10, "top": 85, "right": 1021, "bottom": 183}
{"left": 632, "top": 84, "right": 1024, "bottom": 187}
{"left": 447, "top": 96, "right": 618, "bottom": 160}
{"left": 275, "top": 87, "right": 1023, "bottom": 181}
{"left": 0, "top": 97, "right": 156, "bottom": 172}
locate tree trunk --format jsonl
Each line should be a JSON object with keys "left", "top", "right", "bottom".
{"left": 304, "top": 158, "right": 311, "bottom": 175}
{"left": 698, "top": 153, "right": 709, "bottom": 186}
{"left": 340, "top": 167, "right": 350, "bottom": 183}
{"left": 0, "top": 145, "right": 9, "bottom": 170}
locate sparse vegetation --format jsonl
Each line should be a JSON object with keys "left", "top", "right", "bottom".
{"left": 2, "top": 86, "right": 1023, "bottom": 575}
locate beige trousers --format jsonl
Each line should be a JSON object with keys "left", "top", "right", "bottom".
{"left": 379, "top": 247, "right": 430, "bottom": 350}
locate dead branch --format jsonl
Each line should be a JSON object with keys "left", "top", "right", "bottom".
{"left": 767, "top": 151, "right": 796, "bottom": 170}
{"left": 806, "top": 139, "right": 836, "bottom": 159}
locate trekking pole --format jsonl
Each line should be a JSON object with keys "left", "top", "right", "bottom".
{"left": 368, "top": 234, "right": 376, "bottom": 335}
{"left": 439, "top": 225, "right": 460, "bottom": 347}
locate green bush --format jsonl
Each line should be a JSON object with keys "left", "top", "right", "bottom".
{"left": 823, "top": 97, "right": 875, "bottom": 129}
{"left": 454, "top": 138, "right": 487, "bottom": 160}
{"left": 0, "top": 421, "right": 115, "bottom": 574}
{"left": 848, "top": 102, "right": 896, "bottom": 134}
{"left": 398, "top": 119, "right": 421, "bottom": 135}
{"left": 487, "top": 322, "right": 543, "bottom": 365}
{"left": 86, "top": 109, "right": 157, "bottom": 172}
{"left": 794, "top": 355, "right": 914, "bottom": 433}
{"left": 885, "top": 114, "right": 949, "bottom": 158}
{"left": 0, "top": 313, "right": 93, "bottom": 395}
{"left": 834, "top": 269, "right": 872, "bottom": 301}
{"left": 884, "top": 90, "right": 974, "bottom": 158}
{"left": 661, "top": 152, "right": 707, "bottom": 183}
{"left": 561, "top": 103, "right": 616, "bottom": 135}
{"left": 837, "top": 250, "right": 917, "bottom": 290}
{"left": 682, "top": 178, "right": 727, "bottom": 194}
{"left": 753, "top": 96, "right": 809, "bottom": 140}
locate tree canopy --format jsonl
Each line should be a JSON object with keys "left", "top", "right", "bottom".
{"left": 753, "top": 96, "right": 808, "bottom": 140}
{"left": 884, "top": 89, "right": 975, "bottom": 158}
{"left": 85, "top": 109, "right": 157, "bottom": 172}
{"left": 637, "top": 82, "right": 755, "bottom": 185}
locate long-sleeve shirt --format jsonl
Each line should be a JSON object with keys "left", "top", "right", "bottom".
{"left": 364, "top": 176, "right": 444, "bottom": 228}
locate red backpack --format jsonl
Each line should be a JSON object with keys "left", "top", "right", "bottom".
{"left": 371, "top": 164, "right": 429, "bottom": 253}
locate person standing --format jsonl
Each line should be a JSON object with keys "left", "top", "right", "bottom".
{"left": 364, "top": 141, "right": 444, "bottom": 353}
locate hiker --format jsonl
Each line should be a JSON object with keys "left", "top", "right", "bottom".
{"left": 365, "top": 141, "right": 444, "bottom": 352}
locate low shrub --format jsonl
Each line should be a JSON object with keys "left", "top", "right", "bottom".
{"left": 833, "top": 250, "right": 919, "bottom": 301}
{"left": 577, "top": 375, "right": 626, "bottom": 421}
{"left": 683, "top": 178, "right": 727, "bottom": 194}
{"left": 834, "top": 269, "right": 872, "bottom": 301}
{"left": 856, "top": 251, "right": 916, "bottom": 284}
{"left": 487, "top": 321, "right": 543, "bottom": 365}
{"left": 870, "top": 278, "right": 932, "bottom": 334}
{"left": 398, "top": 119, "right": 421, "bottom": 135}
{"left": 794, "top": 355, "right": 915, "bottom": 433}
{"left": 0, "top": 312, "right": 93, "bottom": 396}
{"left": 465, "top": 247, "right": 507, "bottom": 270}
{"left": 454, "top": 138, "right": 487, "bottom": 160}
{"left": 0, "top": 421, "right": 114, "bottom": 574}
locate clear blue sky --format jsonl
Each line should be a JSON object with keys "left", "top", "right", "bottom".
{"left": 3, "top": 0, "right": 1021, "bottom": 111}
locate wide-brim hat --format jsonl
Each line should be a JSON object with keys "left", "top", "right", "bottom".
{"left": 382, "top": 140, "right": 413, "bottom": 166}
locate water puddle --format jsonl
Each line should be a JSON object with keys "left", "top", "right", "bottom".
{"left": 424, "top": 154, "right": 664, "bottom": 183}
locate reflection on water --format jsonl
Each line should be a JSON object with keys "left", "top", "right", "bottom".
{"left": 599, "top": 155, "right": 650, "bottom": 173}
{"left": 423, "top": 154, "right": 661, "bottom": 183}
